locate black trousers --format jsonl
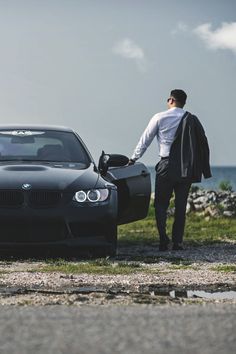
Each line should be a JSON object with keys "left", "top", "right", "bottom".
{"left": 154, "top": 159, "right": 191, "bottom": 245}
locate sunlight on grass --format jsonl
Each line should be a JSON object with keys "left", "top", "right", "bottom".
{"left": 41, "top": 258, "right": 148, "bottom": 275}
{"left": 212, "top": 265, "right": 236, "bottom": 273}
{"left": 118, "top": 205, "right": 236, "bottom": 246}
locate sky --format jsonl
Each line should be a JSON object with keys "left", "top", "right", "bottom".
{"left": 0, "top": 0, "right": 235, "bottom": 166}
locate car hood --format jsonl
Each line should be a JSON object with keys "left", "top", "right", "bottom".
{"left": 0, "top": 162, "right": 103, "bottom": 191}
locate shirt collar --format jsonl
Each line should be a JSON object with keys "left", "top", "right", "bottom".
{"left": 168, "top": 107, "right": 184, "bottom": 112}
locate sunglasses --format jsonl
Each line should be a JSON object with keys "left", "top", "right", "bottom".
{"left": 167, "top": 97, "right": 176, "bottom": 102}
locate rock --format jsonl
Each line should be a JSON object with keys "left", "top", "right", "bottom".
{"left": 194, "top": 204, "right": 205, "bottom": 211}
{"left": 223, "top": 211, "right": 235, "bottom": 217}
{"left": 187, "top": 189, "right": 236, "bottom": 218}
{"left": 186, "top": 202, "right": 191, "bottom": 214}
{"left": 193, "top": 196, "right": 208, "bottom": 205}
{"left": 220, "top": 199, "right": 236, "bottom": 211}
{"left": 204, "top": 206, "right": 221, "bottom": 218}
{"left": 207, "top": 191, "right": 218, "bottom": 203}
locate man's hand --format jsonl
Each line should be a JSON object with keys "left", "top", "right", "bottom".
{"left": 128, "top": 159, "right": 135, "bottom": 166}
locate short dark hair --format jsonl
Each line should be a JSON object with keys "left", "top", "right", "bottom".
{"left": 170, "top": 89, "right": 187, "bottom": 107}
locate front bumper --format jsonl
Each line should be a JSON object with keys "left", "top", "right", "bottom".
{"left": 0, "top": 190, "right": 118, "bottom": 248}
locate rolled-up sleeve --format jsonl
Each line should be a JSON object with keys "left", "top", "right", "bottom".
{"left": 131, "top": 114, "right": 159, "bottom": 161}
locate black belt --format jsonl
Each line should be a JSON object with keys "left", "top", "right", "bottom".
{"left": 161, "top": 156, "right": 169, "bottom": 160}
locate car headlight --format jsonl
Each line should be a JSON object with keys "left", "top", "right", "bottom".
{"left": 74, "top": 190, "right": 87, "bottom": 203}
{"left": 74, "top": 189, "right": 109, "bottom": 203}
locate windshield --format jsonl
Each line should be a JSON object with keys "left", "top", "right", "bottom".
{"left": 0, "top": 130, "right": 91, "bottom": 166}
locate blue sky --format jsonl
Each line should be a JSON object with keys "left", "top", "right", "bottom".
{"left": 0, "top": 0, "right": 235, "bottom": 166}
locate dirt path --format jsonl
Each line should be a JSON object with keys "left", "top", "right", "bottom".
{"left": 0, "top": 242, "right": 236, "bottom": 306}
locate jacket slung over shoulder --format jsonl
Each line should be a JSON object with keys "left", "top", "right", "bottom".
{"left": 168, "top": 112, "right": 212, "bottom": 183}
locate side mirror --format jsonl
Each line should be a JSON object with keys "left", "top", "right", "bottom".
{"left": 98, "top": 151, "right": 129, "bottom": 175}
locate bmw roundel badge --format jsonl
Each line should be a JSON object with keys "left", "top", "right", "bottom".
{"left": 22, "top": 183, "right": 32, "bottom": 190}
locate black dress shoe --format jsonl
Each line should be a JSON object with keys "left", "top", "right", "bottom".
{"left": 172, "top": 243, "right": 184, "bottom": 251}
{"left": 159, "top": 237, "right": 170, "bottom": 251}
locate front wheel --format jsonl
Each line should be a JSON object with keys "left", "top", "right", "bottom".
{"left": 86, "top": 224, "right": 117, "bottom": 258}
{"left": 93, "top": 224, "right": 117, "bottom": 257}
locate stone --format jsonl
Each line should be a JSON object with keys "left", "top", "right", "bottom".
{"left": 186, "top": 202, "right": 191, "bottom": 214}
{"left": 194, "top": 196, "right": 208, "bottom": 205}
{"left": 223, "top": 211, "right": 235, "bottom": 217}
{"left": 207, "top": 191, "right": 218, "bottom": 203}
{"left": 194, "top": 204, "right": 205, "bottom": 211}
{"left": 204, "top": 206, "right": 221, "bottom": 218}
{"left": 187, "top": 189, "right": 236, "bottom": 218}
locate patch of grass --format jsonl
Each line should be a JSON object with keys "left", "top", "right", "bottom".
{"left": 165, "top": 257, "right": 190, "bottom": 264}
{"left": 212, "top": 265, "right": 236, "bottom": 273}
{"left": 168, "top": 264, "right": 193, "bottom": 270}
{"left": 118, "top": 204, "right": 236, "bottom": 246}
{"left": 18, "top": 300, "right": 35, "bottom": 306}
{"left": 218, "top": 180, "right": 233, "bottom": 192}
{"left": 119, "top": 256, "right": 163, "bottom": 264}
{"left": 41, "top": 258, "right": 148, "bottom": 275}
{"left": 184, "top": 213, "right": 236, "bottom": 245}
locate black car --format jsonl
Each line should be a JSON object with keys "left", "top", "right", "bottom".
{"left": 0, "top": 125, "right": 151, "bottom": 256}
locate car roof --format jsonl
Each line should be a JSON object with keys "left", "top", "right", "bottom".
{"left": 0, "top": 124, "right": 74, "bottom": 133}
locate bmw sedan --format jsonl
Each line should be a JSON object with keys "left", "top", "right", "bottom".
{"left": 0, "top": 125, "right": 151, "bottom": 256}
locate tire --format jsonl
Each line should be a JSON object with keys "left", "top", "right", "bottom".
{"left": 72, "top": 224, "right": 118, "bottom": 258}
{"left": 92, "top": 223, "right": 117, "bottom": 258}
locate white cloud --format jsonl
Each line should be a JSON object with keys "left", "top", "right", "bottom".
{"left": 194, "top": 22, "right": 236, "bottom": 54}
{"left": 113, "top": 38, "right": 147, "bottom": 72}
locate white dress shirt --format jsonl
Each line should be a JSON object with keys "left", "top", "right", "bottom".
{"left": 131, "top": 107, "right": 186, "bottom": 161}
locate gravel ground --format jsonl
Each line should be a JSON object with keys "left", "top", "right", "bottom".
{"left": 118, "top": 241, "right": 236, "bottom": 263}
{"left": 0, "top": 242, "right": 236, "bottom": 306}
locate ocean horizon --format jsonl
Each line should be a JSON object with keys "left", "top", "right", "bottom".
{"left": 147, "top": 166, "right": 236, "bottom": 192}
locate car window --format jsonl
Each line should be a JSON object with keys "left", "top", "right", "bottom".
{"left": 0, "top": 130, "right": 91, "bottom": 166}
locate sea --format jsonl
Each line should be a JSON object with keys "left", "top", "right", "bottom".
{"left": 147, "top": 166, "right": 236, "bottom": 192}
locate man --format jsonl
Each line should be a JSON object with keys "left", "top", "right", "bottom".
{"left": 129, "top": 89, "right": 211, "bottom": 251}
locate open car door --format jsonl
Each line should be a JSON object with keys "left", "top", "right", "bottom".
{"left": 105, "top": 163, "right": 151, "bottom": 225}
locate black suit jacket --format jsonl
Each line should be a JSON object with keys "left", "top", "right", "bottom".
{"left": 168, "top": 112, "right": 212, "bottom": 183}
